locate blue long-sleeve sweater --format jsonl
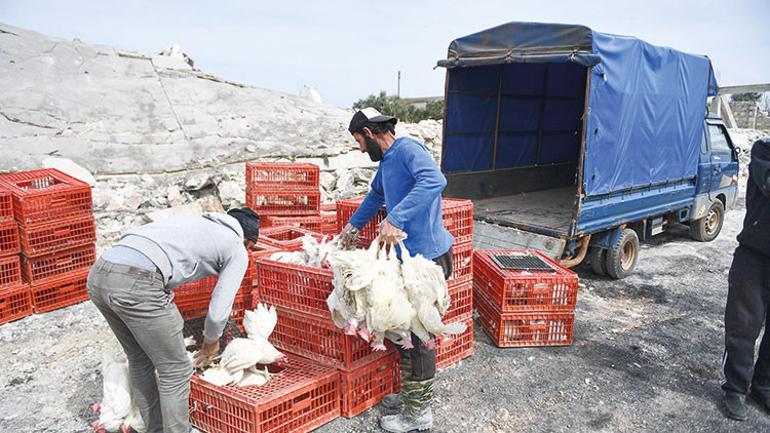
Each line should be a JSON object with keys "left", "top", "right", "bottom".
{"left": 349, "top": 136, "right": 454, "bottom": 259}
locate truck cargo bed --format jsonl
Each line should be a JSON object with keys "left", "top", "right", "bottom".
{"left": 473, "top": 187, "right": 576, "bottom": 236}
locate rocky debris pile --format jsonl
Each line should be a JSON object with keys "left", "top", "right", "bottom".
{"left": 728, "top": 128, "right": 768, "bottom": 180}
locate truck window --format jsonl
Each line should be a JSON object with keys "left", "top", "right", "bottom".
{"left": 700, "top": 129, "right": 707, "bottom": 154}
{"left": 708, "top": 124, "right": 731, "bottom": 155}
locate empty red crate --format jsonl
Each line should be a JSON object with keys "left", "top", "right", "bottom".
{"left": 444, "top": 274, "right": 473, "bottom": 323}
{"left": 475, "top": 288, "right": 574, "bottom": 347}
{"left": 340, "top": 349, "right": 401, "bottom": 418}
{"left": 30, "top": 269, "right": 89, "bottom": 313}
{"left": 270, "top": 306, "right": 378, "bottom": 371}
{"left": 246, "top": 189, "right": 321, "bottom": 216}
{"left": 21, "top": 243, "right": 96, "bottom": 284}
{"left": 189, "top": 355, "right": 340, "bottom": 433}
{"left": 19, "top": 215, "right": 96, "bottom": 257}
{"left": 474, "top": 249, "right": 578, "bottom": 311}
{"left": 0, "top": 168, "right": 92, "bottom": 225}
{"left": 259, "top": 226, "right": 325, "bottom": 251}
{"left": 246, "top": 162, "right": 320, "bottom": 190}
{"left": 0, "top": 284, "right": 32, "bottom": 325}
{"left": 0, "top": 255, "right": 22, "bottom": 289}
{"left": 436, "top": 314, "right": 474, "bottom": 369}
{"left": 0, "top": 221, "right": 20, "bottom": 256}
{"left": 336, "top": 197, "right": 474, "bottom": 247}
{"left": 0, "top": 188, "right": 12, "bottom": 222}
{"left": 257, "top": 255, "right": 333, "bottom": 318}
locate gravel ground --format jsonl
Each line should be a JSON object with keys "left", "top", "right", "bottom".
{"left": 2, "top": 203, "right": 767, "bottom": 433}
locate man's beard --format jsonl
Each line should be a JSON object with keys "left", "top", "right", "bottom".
{"left": 365, "top": 135, "right": 384, "bottom": 162}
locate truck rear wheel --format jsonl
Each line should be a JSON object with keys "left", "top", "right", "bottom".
{"left": 606, "top": 229, "right": 639, "bottom": 279}
{"left": 588, "top": 246, "right": 607, "bottom": 276}
{"left": 690, "top": 200, "right": 724, "bottom": 242}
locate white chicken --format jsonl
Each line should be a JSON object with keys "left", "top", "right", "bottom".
{"left": 92, "top": 355, "right": 145, "bottom": 433}
{"left": 399, "top": 241, "right": 466, "bottom": 344}
{"left": 268, "top": 235, "right": 340, "bottom": 268}
{"left": 198, "top": 303, "right": 284, "bottom": 387}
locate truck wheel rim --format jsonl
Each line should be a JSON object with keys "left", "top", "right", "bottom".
{"left": 621, "top": 241, "right": 636, "bottom": 270}
{"left": 705, "top": 209, "right": 719, "bottom": 236}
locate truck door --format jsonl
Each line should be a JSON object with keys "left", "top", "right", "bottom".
{"left": 706, "top": 123, "right": 739, "bottom": 198}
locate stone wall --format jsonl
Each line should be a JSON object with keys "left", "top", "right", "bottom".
{"left": 730, "top": 100, "right": 770, "bottom": 131}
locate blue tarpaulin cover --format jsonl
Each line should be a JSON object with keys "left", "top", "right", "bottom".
{"left": 438, "top": 22, "right": 718, "bottom": 197}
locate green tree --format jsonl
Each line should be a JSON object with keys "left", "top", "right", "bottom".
{"left": 732, "top": 92, "right": 761, "bottom": 102}
{"left": 352, "top": 91, "right": 444, "bottom": 122}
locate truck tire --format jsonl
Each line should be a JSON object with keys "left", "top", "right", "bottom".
{"left": 588, "top": 246, "right": 607, "bottom": 276}
{"left": 690, "top": 200, "right": 725, "bottom": 242}
{"left": 606, "top": 229, "right": 639, "bottom": 279}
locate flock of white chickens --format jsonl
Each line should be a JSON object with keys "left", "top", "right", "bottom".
{"left": 273, "top": 235, "right": 466, "bottom": 350}
{"left": 94, "top": 234, "right": 461, "bottom": 432}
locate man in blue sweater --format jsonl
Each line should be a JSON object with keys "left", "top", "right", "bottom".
{"left": 340, "top": 108, "right": 454, "bottom": 433}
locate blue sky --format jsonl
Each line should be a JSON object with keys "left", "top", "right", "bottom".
{"left": 1, "top": 0, "right": 768, "bottom": 107}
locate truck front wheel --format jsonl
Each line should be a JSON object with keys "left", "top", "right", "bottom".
{"left": 690, "top": 200, "right": 724, "bottom": 242}
{"left": 606, "top": 229, "right": 640, "bottom": 279}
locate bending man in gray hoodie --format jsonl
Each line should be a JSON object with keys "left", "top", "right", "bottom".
{"left": 87, "top": 208, "right": 260, "bottom": 433}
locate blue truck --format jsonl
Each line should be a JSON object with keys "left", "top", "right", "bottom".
{"left": 436, "top": 22, "right": 739, "bottom": 278}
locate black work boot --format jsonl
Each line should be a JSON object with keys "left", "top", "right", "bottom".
{"left": 380, "top": 378, "right": 433, "bottom": 432}
{"left": 750, "top": 388, "right": 770, "bottom": 413}
{"left": 723, "top": 391, "right": 748, "bottom": 421}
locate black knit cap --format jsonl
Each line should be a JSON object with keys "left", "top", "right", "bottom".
{"left": 227, "top": 207, "right": 260, "bottom": 242}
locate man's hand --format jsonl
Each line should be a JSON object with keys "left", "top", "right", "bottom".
{"left": 338, "top": 223, "right": 360, "bottom": 250}
{"left": 193, "top": 340, "right": 220, "bottom": 368}
{"left": 379, "top": 219, "right": 405, "bottom": 244}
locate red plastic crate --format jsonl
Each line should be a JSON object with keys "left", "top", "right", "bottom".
{"left": 451, "top": 241, "right": 473, "bottom": 280}
{"left": 30, "top": 269, "right": 89, "bottom": 313}
{"left": 340, "top": 349, "right": 401, "bottom": 418}
{"left": 320, "top": 203, "right": 336, "bottom": 213}
{"left": 257, "top": 254, "right": 333, "bottom": 318}
{"left": 473, "top": 249, "right": 578, "bottom": 312}
{"left": 475, "top": 288, "right": 574, "bottom": 347}
{"left": 174, "top": 291, "right": 251, "bottom": 324}
{"left": 259, "top": 226, "right": 325, "bottom": 251}
{"left": 21, "top": 244, "right": 96, "bottom": 284}
{"left": 0, "top": 284, "right": 32, "bottom": 325}
{"left": 263, "top": 215, "right": 324, "bottom": 234}
{"left": 246, "top": 162, "right": 320, "bottom": 190}
{"left": 0, "top": 221, "right": 20, "bottom": 256}
{"left": 0, "top": 188, "right": 12, "bottom": 222}
{"left": 270, "top": 306, "right": 379, "bottom": 371}
{"left": 0, "top": 255, "right": 22, "bottom": 290}
{"left": 246, "top": 189, "right": 321, "bottom": 216}
{"left": 0, "top": 168, "right": 92, "bottom": 225}
{"left": 436, "top": 314, "right": 474, "bottom": 369}
{"left": 444, "top": 274, "right": 473, "bottom": 323}
{"left": 442, "top": 198, "right": 474, "bottom": 244}
{"left": 19, "top": 215, "right": 96, "bottom": 257}
{"left": 335, "top": 197, "right": 384, "bottom": 247}
{"left": 189, "top": 355, "right": 340, "bottom": 433}
{"left": 336, "top": 197, "right": 474, "bottom": 246}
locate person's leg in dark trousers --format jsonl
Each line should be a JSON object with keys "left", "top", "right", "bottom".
{"left": 722, "top": 246, "right": 770, "bottom": 419}
{"left": 88, "top": 259, "right": 192, "bottom": 433}
{"left": 381, "top": 249, "right": 453, "bottom": 432}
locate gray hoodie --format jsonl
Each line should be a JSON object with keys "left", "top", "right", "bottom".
{"left": 118, "top": 213, "right": 249, "bottom": 343}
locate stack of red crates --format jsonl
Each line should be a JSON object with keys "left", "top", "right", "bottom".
{"left": 334, "top": 197, "right": 475, "bottom": 368}
{"left": 255, "top": 239, "right": 402, "bottom": 418}
{"left": 246, "top": 162, "right": 323, "bottom": 224}
{"left": 473, "top": 250, "right": 579, "bottom": 347}
{"left": 0, "top": 169, "right": 95, "bottom": 315}
{"left": 0, "top": 186, "right": 31, "bottom": 325}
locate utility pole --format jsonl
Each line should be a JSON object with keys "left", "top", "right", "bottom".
{"left": 397, "top": 70, "right": 401, "bottom": 98}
